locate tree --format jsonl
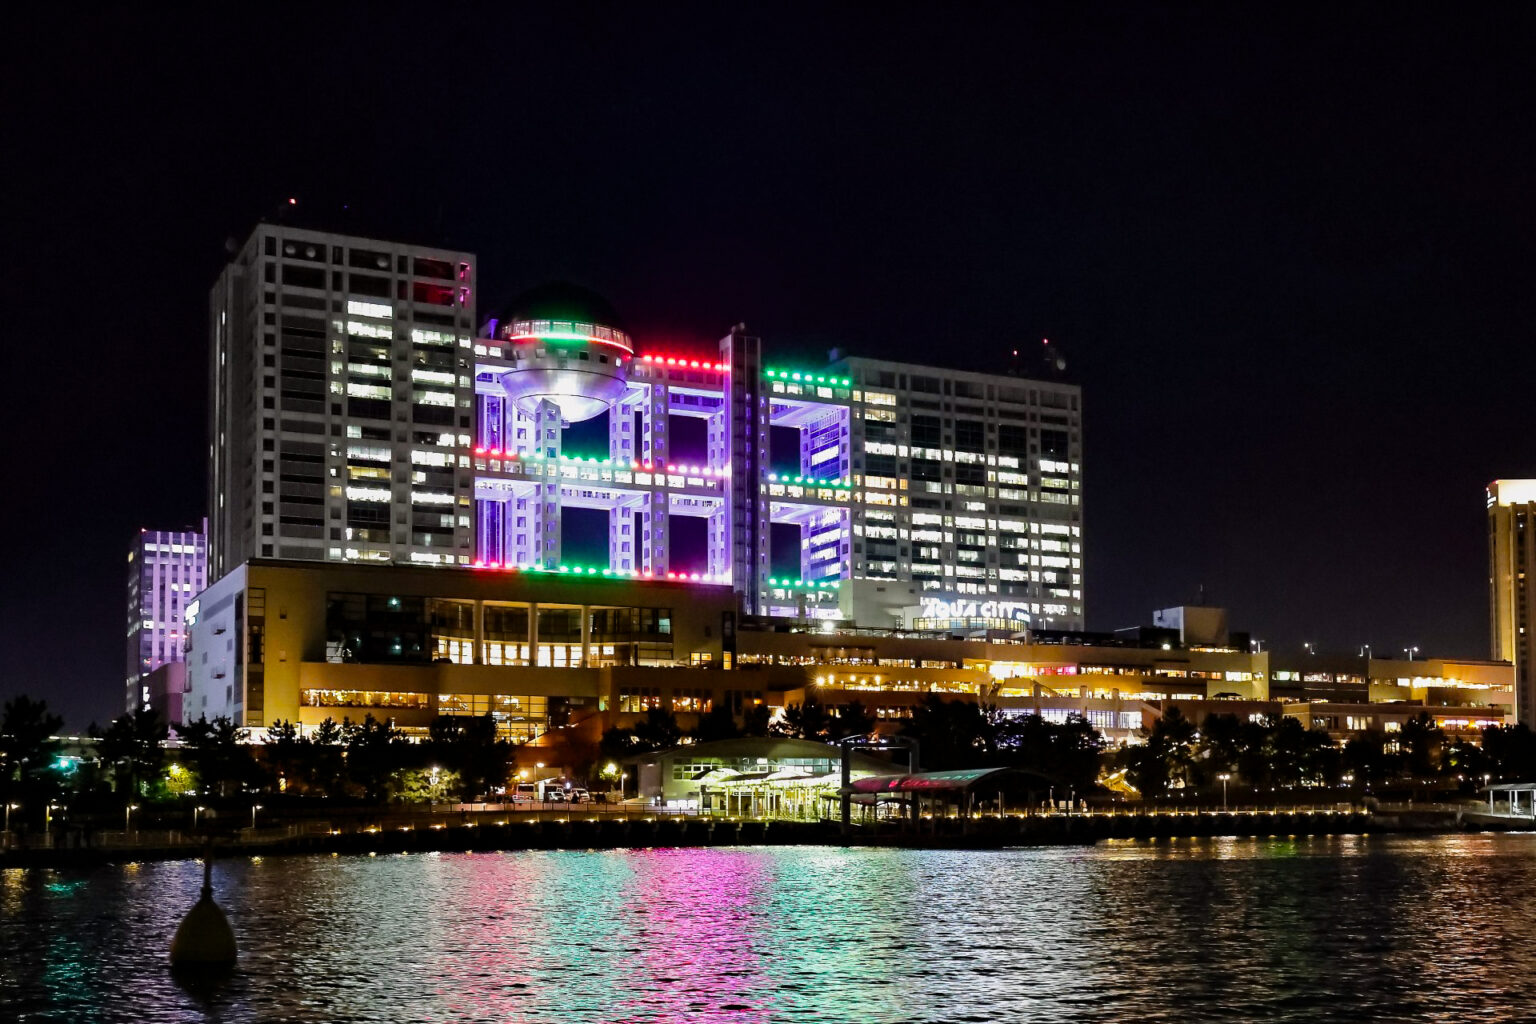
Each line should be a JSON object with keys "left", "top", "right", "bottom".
{"left": 741, "top": 703, "right": 772, "bottom": 737}
{"left": 772, "top": 698, "right": 834, "bottom": 742}
{"left": 0, "top": 695, "right": 64, "bottom": 814}
{"left": 264, "top": 719, "right": 306, "bottom": 794}
{"left": 1343, "top": 729, "right": 1391, "bottom": 789}
{"left": 1197, "top": 713, "right": 1244, "bottom": 782}
{"left": 427, "top": 714, "right": 508, "bottom": 800}
{"left": 180, "top": 716, "right": 256, "bottom": 798}
{"left": 691, "top": 702, "right": 743, "bottom": 743}
{"left": 1399, "top": 712, "right": 1445, "bottom": 779}
{"left": 343, "top": 714, "right": 406, "bottom": 803}
{"left": 836, "top": 700, "right": 878, "bottom": 741}
{"left": 93, "top": 707, "right": 167, "bottom": 798}
{"left": 305, "top": 717, "right": 348, "bottom": 798}
{"left": 601, "top": 708, "right": 684, "bottom": 761}
{"left": 1124, "top": 707, "right": 1197, "bottom": 798}
{"left": 899, "top": 696, "right": 1001, "bottom": 770}
{"left": 393, "top": 766, "right": 459, "bottom": 804}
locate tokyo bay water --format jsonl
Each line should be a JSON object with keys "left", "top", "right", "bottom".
{"left": 5, "top": 834, "right": 1535, "bottom": 1023}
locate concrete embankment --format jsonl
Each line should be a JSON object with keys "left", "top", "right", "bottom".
{"left": 3, "top": 806, "right": 1483, "bottom": 867}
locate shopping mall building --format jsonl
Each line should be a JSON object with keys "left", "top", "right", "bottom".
{"left": 184, "top": 561, "right": 1514, "bottom": 747}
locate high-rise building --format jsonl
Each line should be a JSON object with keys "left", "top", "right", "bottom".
{"left": 208, "top": 224, "right": 1081, "bottom": 633}
{"left": 125, "top": 523, "right": 206, "bottom": 712}
{"left": 1489, "top": 479, "right": 1536, "bottom": 723}
{"left": 208, "top": 224, "right": 478, "bottom": 581}
{"left": 834, "top": 355, "right": 1082, "bottom": 628}
{"left": 468, "top": 303, "right": 1082, "bottom": 631}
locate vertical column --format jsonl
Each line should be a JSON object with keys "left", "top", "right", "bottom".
{"left": 528, "top": 603, "right": 539, "bottom": 667}
{"left": 580, "top": 604, "right": 591, "bottom": 669}
{"left": 534, "top": 400, "right": 563, "bottom": 568}
{"left": 610, "top": 396, "right": 634, "bottom": 463}
{"left": 708, "top": 505, "right": 729, "bottom": 578}
{"left": 724, "top": 326, "right": 765, "bottom": 613}
{"left": 609, "top": 507, "right": 625, "bottom": 573}
{"left": 650, "top": 380, "right": 668, "bottom": 574}
{"left": 473, "top": 599, "right": 484, "bottom": 665}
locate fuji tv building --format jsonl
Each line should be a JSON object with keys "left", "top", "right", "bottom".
{"left": 468, "top": 286, "right": 1083, "bottom": 632}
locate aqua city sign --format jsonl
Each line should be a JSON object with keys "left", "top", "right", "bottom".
{"left": 919, "top": 597, "right": 1031, "bottom": 622}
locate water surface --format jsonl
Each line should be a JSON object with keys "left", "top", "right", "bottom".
{"left": 4, "top": 834, "right": 1534, "bottom": 1022}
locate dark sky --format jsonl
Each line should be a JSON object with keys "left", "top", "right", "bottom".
{"left": 3, "top": 5, "right": 1533, "bottom": 728}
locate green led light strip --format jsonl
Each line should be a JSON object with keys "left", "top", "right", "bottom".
{"left": 763, "top": 369, "right": 852, "bottom": 387}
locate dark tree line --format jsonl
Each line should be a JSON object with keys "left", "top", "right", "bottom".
{"left": 896, "top": 696, "right": 1104, "bottom": 795}
{"left": 1120, "top": 708, "right": 1529, "bottom": 799}
{"left": 597, "top": 696, "right": 873, "bottom": 763}
{"left": 3, "top": 697, "right": 519, "bottom": 811}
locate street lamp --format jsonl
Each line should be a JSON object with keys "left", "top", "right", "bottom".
{"left": 193, "top": 805, "right": 206, "bottom": 828}
{"left": 1404, "top": 646, "right": 1420, "bottom": 661}
{"left": 603, "top": 761, "right": 626, "bottom": 805}
{"left": 3, "top": 803, "right": 17, "bottom": 833}
{"left": 1304, "top": 642, "right": 1315, "bottom": 655}
{"left": 251, "top": 804, "right": 263, "bottom": 830}
{"left": 125, "top": 804, "right": 138, "bottom": 833}
{"left": 44, "top": 802, "right": 59, "bottom": 836}
{"left": 1218, "top": 774, "right": 1231, "bottom": 811}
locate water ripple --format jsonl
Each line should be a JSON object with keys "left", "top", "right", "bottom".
{"left": 3, "top": 835, "right": 1535, "bottom": 1022}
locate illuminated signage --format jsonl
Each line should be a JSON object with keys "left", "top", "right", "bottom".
{"left": 919, "top": 597, "right": 1032, "bottom": 622}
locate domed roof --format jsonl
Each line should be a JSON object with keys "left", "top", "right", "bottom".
{"left": 494, "top": 281, "right": 626, "bottom": 332}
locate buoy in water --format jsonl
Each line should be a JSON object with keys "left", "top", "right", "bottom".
{"left": 170, "top": 851, "right": 236, "bottom": 969}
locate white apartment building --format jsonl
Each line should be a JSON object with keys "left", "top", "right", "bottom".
{"left": 208, "top": 224, "right": 478, "bottom": 581}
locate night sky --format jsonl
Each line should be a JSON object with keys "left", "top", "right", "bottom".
{"left": 4, "top": 6, "right": 1533, "bottom": 728}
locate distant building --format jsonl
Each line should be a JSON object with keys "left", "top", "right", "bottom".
{"left": 1489, "top": 479, "right": 1536, "bottom": 723}
{"left": 125, "top": 523, "right": 206, "bottom": 713}
{"left": 1151, "top": 605, "right": 1231, "bottom": 648}
{"left": 142, "top": 662, "right": 188, "bottom": 726}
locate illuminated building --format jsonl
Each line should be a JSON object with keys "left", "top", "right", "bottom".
{"left": 210, "top": 224, "right": 1080, "bottom": 632}
{"left": 468, "top": 297, "right": 1082, "bottom": 631}
{"left": 125, "top": 523, "right": 206, "bottom": 712}
{"left": 184, "top": 563, "right": 1509, "bottom": 758}
{"left": 207, "top": 224, "right": 477, "bottom": 580}
{"left": 832, "top": 355, "right": 1082, "bottom": 630}
{"left": 1489, "top": 479, "right": 1536, "bottom": 722}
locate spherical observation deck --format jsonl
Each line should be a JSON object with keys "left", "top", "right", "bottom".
{"left": 489, "top": 283, "right": 632, "bottom": 424}
{"left": 495, "top": 318, "right": 633, "bottom": 422}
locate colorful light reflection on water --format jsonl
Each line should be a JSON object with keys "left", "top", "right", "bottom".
{"left": 5, "top": 836, "right": 1536, "bottom": 1022}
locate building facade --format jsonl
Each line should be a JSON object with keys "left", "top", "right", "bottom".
{"left": 208, "top": 224, "right": 478, "bottom": 581}
{"left": 125, "top": 524, "right": 206, "bottom": 712}
{"left": 835, "top": 355, "right": 1082, "bottom": 630}
{"left": 184, "top": 560, "right": 737, "bottom": 734}
{"left": 210, "top": 224, "right": 1080, "bottom": 633}
{"left": 466, "top": 302, "right": 1081, "bottom": 631}
{"left": 183, "top": 562, "right": 1512, "bottom": 754}
{"left": 1489, "top": 479, "right": 1536, "bottom": 723}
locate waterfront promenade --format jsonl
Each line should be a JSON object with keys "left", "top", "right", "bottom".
{"left": 1, "top": 801, "right": 1509, "bottom": 867}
